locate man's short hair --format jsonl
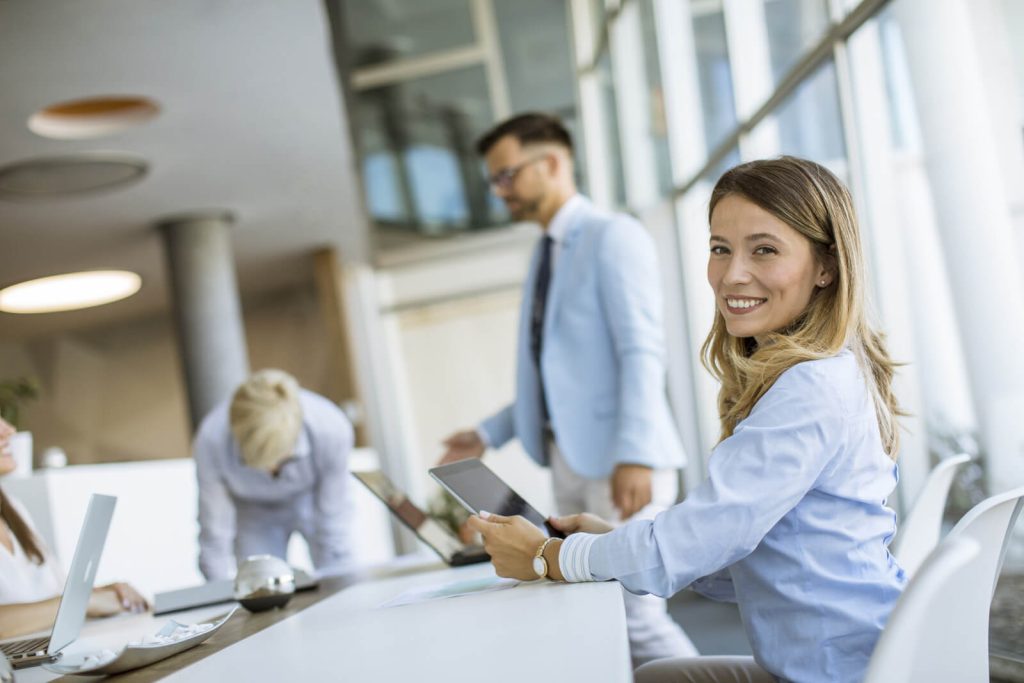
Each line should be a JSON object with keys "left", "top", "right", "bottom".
{"left": 476, "top": 112, "right": 573, "bottom": 156}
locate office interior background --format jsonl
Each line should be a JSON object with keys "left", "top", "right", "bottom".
{"left": 0, "top": 0, "right": 1022, "bottom": 675}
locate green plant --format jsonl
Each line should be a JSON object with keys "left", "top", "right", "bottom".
{"left": 0, "top": 377, "right": 39, "bottom": 430}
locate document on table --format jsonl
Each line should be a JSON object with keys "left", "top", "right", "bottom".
{"left": 380, "top": 575, "right": 520, "bottom": 608}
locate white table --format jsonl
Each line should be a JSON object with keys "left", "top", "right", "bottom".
{"left": 16, "top": 562, "right": 631, "bottom": 682}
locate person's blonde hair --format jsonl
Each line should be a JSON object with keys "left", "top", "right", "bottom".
{"left": 229, "top": 369, "right": 302, "bottom": 471}
{"left": 700, "top": 156, "right": 902, "bottom": 458}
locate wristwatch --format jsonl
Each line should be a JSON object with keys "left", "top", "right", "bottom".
{"left": 533, "top": 537, "right": 557, "bottom": 579}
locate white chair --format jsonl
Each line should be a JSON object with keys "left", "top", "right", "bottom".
{"left": 891, "top": 453, "right": 972, "bottom": 576}
{"left": 865, "top": 486, "right": 1024, "bottom": 683}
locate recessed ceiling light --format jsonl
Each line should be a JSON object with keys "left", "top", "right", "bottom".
{"left": 0, "top": 271, "right": 142, "bottom": 314}
{"left": 28, "top": 96, "right": 160, "bottom": 140}
{"left": 0, "top": 153, "right": 148, "bottom": 200}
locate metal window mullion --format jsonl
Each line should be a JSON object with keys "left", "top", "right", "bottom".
{"left": 650, "top": 0, "right": 719, "bottom": 485}
{"left": 608, "top": 1, "right": 657, "bottom": 208}
{"left": 673, "top": 0, "right": 892, "bottom": 199}
{"left": 470, "top": 0, "right": 511, "bottom": 119}
{"left": 571, "top": 0, "right": 615, "bottom": 208}
{"left": 653, "top": 0, "right": 708, "bottom": 183}
{"left": 721, "top": 0, "right": 779, "bottom": 159}
{"left": 577, "top": 0, "right": 630, "bottom": 76}
{"left": 833, "top": 20, "right": 930, "bottom": 514}
{"left": 351, "top": 45, "right": 487, "bottom": 90}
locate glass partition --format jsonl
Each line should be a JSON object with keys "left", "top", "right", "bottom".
{"left": 353, "top": 66, "right": 499, "bottom": 233}
{"left": 763, "top": 0, "right": 832, "bottom": 82}
{"left": 338, "top": 0, "right": 577, "bottom": 239}
{"left": 342, "top": 0, "right": 476, "bottom": 68}
{"left": 774, "top": 60, "right": 847, "bottom": 175}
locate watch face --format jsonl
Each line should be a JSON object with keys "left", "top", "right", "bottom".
{"left": 532, "top": 555, "right": 547, "bottom": 578}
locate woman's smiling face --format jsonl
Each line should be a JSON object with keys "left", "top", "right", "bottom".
{"left": 708, "top": 194, "right": 831, "bottom": 344}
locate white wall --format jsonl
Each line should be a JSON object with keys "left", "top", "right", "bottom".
{"left": 3, "top": 454, "right": 394, "bottom": 595}
{"left": 372, "top": 229, "right": 556, "bottom": 518}
{"left": 0, "top": 283, "right": 335, "bottom": 467}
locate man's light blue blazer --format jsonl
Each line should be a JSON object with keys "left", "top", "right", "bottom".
{"left": 479, "top": 197, "right": 686, "bottom": 479}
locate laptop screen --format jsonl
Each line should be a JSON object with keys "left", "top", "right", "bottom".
{"left": 353, "top": 471, "right": 464, "bottom": 562}
{"left": 48, "top": 494, "right": 116, "bottom": 654}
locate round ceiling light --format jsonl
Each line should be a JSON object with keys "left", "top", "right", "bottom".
{"left": 0, "top": 270, "right": 142, "bottom": 314}
{"left": 0, "top": 153, "right": 148, "bottom": 200}
{"left": 28, "top": 96, "right": 160, "bottom": 140}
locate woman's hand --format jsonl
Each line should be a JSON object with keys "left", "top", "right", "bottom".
{"left": 466, "top": 512, "right": 547, "bottom": 581}
{"left": 549, "top": 513, "right": 615, "bottom": 536}
{"left": 87, "top": 582, "right": 149, "bottom": 617}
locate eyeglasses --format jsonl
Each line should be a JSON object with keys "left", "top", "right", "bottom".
{"left": 486, "top": 154, "right": 548, "bottom": 191}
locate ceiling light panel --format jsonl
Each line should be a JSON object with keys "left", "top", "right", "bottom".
{"left": 0, "top": 270, "right": 142, "bottom": 313}
{"left": 28, "top": 96, "right": 160, "bottom": 140}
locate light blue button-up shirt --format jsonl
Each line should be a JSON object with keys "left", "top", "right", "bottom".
{"left": 194, "top": 389, "right": 356, "bottom": 580}
{"left": 561, "top": 350, "right": 905, "bottom": 683}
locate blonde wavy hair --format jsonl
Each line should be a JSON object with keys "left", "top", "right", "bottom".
{"left": 229, "top": 369, "right": 303, "bottom": 471}
{"left": 700, "top": 157, "right": 902, "bottom": 458}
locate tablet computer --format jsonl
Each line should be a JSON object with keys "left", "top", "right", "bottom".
{"left": 429, "top": 460, "right": 564, "bottom": 539}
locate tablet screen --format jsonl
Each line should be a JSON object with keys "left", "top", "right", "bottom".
{"left": 429, "top": 460, "right": 564, "bottom": 538}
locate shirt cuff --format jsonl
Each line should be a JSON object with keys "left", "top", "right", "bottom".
{"left": 475, "top": 426, "right": 492, "bottom": 449}
{"left": 558, "top": 533, "right": 601, "bottom": 582}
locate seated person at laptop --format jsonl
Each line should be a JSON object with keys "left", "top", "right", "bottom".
{"left": 0, "top": 418, "right": 147, "bottom": 640}
{"left": 194, "top": 369, "right": 357, "bottom": 580}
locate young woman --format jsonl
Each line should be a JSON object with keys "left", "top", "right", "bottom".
{"left": 0, "top": 418, "right": 148, "bottom": 639}
{"left": 468, "top": 157, "right": 906, "bottom": 683}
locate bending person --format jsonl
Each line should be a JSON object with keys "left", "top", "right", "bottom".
{"left": 468, "top": 157, "right": 906, "bottom": 683}
{"left": 0, "top": 418, "right": 147, "bottom": 640}
{"left": 194, "top": 369, "right": 356, "bottom": 580}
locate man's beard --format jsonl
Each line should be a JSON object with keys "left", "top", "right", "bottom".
{"left": 507, "top": 193, "right": 543, "bottom": 221}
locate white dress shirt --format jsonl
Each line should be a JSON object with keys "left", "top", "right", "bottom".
{"left": 0, "top": 497, "right": 63, "bottom": 605}
{"left": 194, "top": 389, "right": 357, "bottom": 580}
{"left": 545, "top": 193, "right": 585, "bottom": 269}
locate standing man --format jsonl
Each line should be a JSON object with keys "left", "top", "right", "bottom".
{"left": 439, "top": 113, "right": 695, "bottom": 666}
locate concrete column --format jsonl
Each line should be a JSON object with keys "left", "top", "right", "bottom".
{"left": 894, "top": 0, "right": 1024, "bottom": 494}
{"left": 158, "top": 212, "right": 249, "bottom": 430}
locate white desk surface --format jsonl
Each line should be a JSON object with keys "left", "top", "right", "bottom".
{"left": 16, "top": 562, "right": 631, "bottom": 682}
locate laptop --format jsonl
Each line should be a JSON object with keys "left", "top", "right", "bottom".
{"left": 353, "top": 470, "right": 489, "bottom": 566}
{"left": 1, "top": 494, "right": 116, "bottom": 669}
{"left": 153, "top": 568, "right": 318, "bottom": 616}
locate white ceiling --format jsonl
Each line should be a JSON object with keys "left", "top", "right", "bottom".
{"left": 0, "top": 0, "right": 370, "bottom": 341}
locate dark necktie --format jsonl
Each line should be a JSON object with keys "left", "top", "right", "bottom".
{"left": 531, "top": 236, "right": 554, "bottom": 423}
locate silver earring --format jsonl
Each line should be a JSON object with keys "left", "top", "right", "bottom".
{"left": 819, "top": 280, "right": 827, "bottom": 286}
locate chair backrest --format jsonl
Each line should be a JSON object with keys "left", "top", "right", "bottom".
{"left": 891, "top": 453, "right": 972, "bottom": 576}
{"left": 864, "top": 537, "right": 980, "bottom": 683}
{"left": 866, "top": 486, "right": 1024, "bottom": 683}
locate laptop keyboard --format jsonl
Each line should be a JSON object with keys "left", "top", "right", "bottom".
{"left": 1, "top": 636, "right": 49, "bottom": 657}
